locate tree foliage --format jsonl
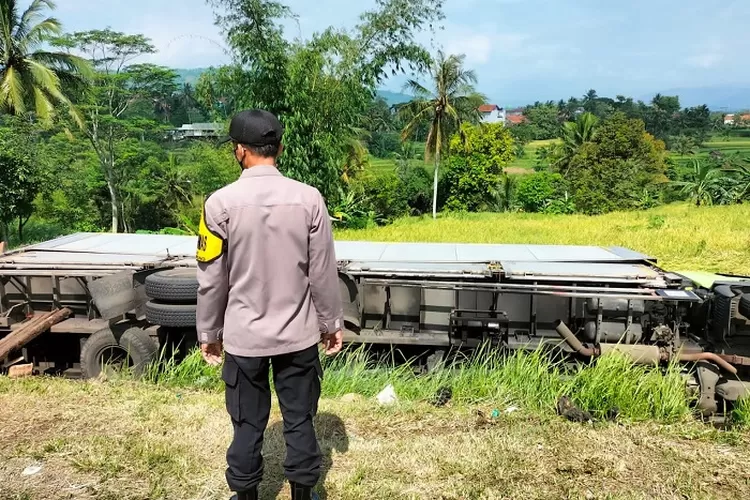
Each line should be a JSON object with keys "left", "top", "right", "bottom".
{"left": 398, "top": 50, "right": 486, "bottom": 217}
{"left": 54, "top": 29, "right": 179, "bottom": 232}
{"left": 0, "top": 119, "right": 44, "bottom": 241}
{"left": 441, "top": 122, "right": 515, "bottom": 212}
{"left": 563, "top": 113, "right": 668, "bottom": 214}
{"left": 206, "top": 0, "right": 445, "bottom": 203}
{"left": 0, "top": 0, "right": 91, "bottom": 125}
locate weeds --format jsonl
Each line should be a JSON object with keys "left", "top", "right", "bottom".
{"left": 142, "top": 344, "right": 692, "bottom": 423}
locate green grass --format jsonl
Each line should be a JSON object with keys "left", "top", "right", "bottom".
{"left": 670, "top": 135, "right": 750, "bottom": 169}
{"left": 335, "top": 202, "right": 750, "bottom": 276}
{"left": 145, "top": 345, "right": 692, "bottom": 424}
{"left": 508, "top": 138, "right": 560, "bottom": 173}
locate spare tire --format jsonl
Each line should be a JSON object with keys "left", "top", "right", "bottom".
{"left": 80, "top": 326, "right": 159, "bottom": 379}
{"left": 739, "top": 294, "right": 750, "bottom": 320}
{"left": 145, "top": 268, "right": 198, "bottom": 303}
{"left": 145, "top": 301, "right": 196, "bottom": 328}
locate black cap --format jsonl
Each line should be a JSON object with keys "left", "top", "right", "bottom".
{"left": 217, "top": 109, "right": 283, "bottom": 147}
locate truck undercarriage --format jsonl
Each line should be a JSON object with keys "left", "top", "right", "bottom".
{"left": 1, "top": 233, "right": 749, "bottom": 417}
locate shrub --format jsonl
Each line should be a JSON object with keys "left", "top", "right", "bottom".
{"left": 351, "top": 171, "right": 409, "bottom": 224}
{"left": 368, "top": 131, "right": 402, "bottom": 158}
{"left": 398, "top": 166, "right": 432, "bottom": 216}
{"left": 442, "top": 123, "right": 516, "bottom": 211}
{"left": 566, "top": 113, "right": 668, "bottom": 215}
{"left": 515, "top": 172, "right": 569, "bottom": 213}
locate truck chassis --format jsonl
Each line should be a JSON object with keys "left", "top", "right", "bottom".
{"left": 1, "top": 233, "right": 749, "bottom": 417}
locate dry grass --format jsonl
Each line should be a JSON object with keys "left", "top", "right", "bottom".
{"left": 335, "top": 203, "right": 750, "bottom": 276}
{"left": 2, "top": 377, "right": 750, "bottom": 500}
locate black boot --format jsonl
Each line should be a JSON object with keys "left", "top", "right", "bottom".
{"left": 230, "top": 486, "right": 259, "bottom": 500}
{"left": 290, "top": 482, "right": 319, "bottom": 500}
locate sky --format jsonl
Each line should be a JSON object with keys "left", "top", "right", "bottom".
{"left": 54, "top": 0, "right": 750, "bottom": 107}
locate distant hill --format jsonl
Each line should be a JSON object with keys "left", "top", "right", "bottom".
{"left": 377, "top": 90, "right": 413, "bottom": 106}
{"left": 639, "top": 86, "right": 750, "bottom": 112}
{"left": 173, "top": 68, "right": 413, "bottom": 106}
{"left": 174, "top": 68, "right": 207, "bottom": 86}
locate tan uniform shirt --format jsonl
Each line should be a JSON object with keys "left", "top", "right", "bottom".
{"left": 196, "top": 165, "right": 343, "bottom": 357}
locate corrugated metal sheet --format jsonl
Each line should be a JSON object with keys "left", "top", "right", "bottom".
{"left": 2, "top": 234, "right": 655, "bottom": 272}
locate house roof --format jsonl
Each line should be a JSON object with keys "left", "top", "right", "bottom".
{"left": 478, "top": 104, "right": 499, "bottom": 112}
{"left": 506, "top": 114, "right": 527, "bottom": 125}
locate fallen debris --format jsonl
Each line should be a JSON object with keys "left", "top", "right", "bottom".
{"left": 8, "top": 363, "right": 33, "bottom": 379}
{"left": 376, "top": 384, "right": 397, "bottom": 405}
{"left": 557, "top": 396, "right": 594, "bottom": 423}
{"left": 430, "top": 386, "right": 452, "bottom": 407}
{"left": 22, "top": 464, "right": 42, "bottom": 476}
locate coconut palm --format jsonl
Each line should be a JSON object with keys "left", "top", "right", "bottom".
{"left": 0, "top": 0, "right": 91, "bottom": 125}
{"left": 399, "top": 51, "right": 487, "bottom": 218}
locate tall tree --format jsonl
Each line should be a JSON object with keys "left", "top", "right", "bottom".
{"left": 399, "top": 50, "right": 486, "bottom": 218}
{"left": 0, "top": 0, "right": 90, "bottom": 124}
{"left": 207, "top": 0, "right": 445, "bottom": 203}
{"left": 55, "top": 30, "right": 178, "bottom": 232}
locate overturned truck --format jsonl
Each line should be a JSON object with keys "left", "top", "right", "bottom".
{"left": 1, "top": 233, "right": 749, "bottom": 416}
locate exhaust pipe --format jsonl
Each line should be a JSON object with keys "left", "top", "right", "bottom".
{"left": 555, "top": 320, "right": 738, "bottom": 375}
{"left": 675, "top": 352, "right": 737, "bottom": 376}
{"left": 554, "top": 320, "right": 596, "bottom": 357}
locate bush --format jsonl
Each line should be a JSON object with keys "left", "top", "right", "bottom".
{"left": 398, "top": 165, "right": 432, "bottom": 215}
{"left": 566, "top": 113, "right": 668, "bottom": 215}
{"left": 351, "top": 171, "right": 409, "bottom": 224}
{"left": 515, "top": 172, "right": 569, "bottom": 213}
{"left": 368, "top": 131, "right": 402, "bottom": 158}
{"left": 442, "top": 123, "right": 516, "bottom": 212}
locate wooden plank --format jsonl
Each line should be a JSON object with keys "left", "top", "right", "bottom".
{"left": 0, "top": 308, "right": 72, "bottom": 362}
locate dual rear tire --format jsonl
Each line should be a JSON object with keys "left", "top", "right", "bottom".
{"left": 79, "top": 268, "right": 198, "bottom": 379}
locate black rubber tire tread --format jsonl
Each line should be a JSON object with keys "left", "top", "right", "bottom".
{"left": 119, "top": 327, "right": 160, "bottom": 377}
{"left": 145, "top": 268, "right": 198, "bottom": 303}
{"left": 739, "top": 294, "right": 750, "bottom": 320}
{"left": 80, "top": 327, "right": 158, "bottom": 379}
{"left": 145, "top": 301, "right": 197, "bottom": 328}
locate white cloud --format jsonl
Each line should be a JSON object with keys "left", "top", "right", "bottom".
{"left": 442, "top": 26, "right": 528, "bottom": 65}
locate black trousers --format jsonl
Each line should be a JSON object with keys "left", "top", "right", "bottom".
{"left": 221, "top": 344, "right": 323, "bottom": 492}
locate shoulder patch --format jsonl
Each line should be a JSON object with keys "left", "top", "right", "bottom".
{"left": 196, "top": 204, "right": 225, "bottom": 264}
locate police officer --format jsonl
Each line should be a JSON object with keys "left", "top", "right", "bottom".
{"left": 196, "top": 109, "right": 344, "bottom": 500}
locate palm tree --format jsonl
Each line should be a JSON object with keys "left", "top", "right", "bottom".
{"left": 561, "top": 112, "right": 598, "bottom": 153}
{"left": 557, "top": 111, "right": 599, "bottom": 175}
{"left": 399, "top": 51, "right": 487, "bottom": 218}
{"left": 0, "top": 0, "right": 91, "bottom": 125}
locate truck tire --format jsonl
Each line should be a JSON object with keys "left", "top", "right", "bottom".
{"left": 740, "top": 294, "right": 750, "bottom": 319}
{"left": 145, "top": 301, "right": 196, "bottom": 328}
{"left": 145, "top": 268, "right": 198, "bottom": 303}
{"left": 81, "top": 327, "right": 158, "bottom": 379}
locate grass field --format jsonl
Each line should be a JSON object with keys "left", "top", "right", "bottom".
{"left": 669, "top": 136, "right": 750, "bottom": 169}
{"left": 507, "top": 139, "right": 560, "bottom": 173}
{"left": 3, "top": 375, "right": 750, "bottom": 500}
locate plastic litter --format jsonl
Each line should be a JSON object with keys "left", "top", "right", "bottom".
{"left": 376, "top": 384, "right": 397, "bottom": 405}
{"left": 22, "top": 464, "right": 42, "bottom": 476}
{"left": 490, "top": 409, "right": 500, "bottom": 419}
{"left": 505, "top": 405, "right": 519, "bottom": 414}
